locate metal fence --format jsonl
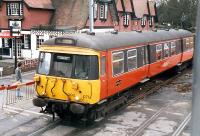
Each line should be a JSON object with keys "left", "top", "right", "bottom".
{"left": 0, "top": 81, "right": 35, "bottom": 108}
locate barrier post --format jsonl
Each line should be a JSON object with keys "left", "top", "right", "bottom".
{"left": 0, "top": 85, "right": 6, "bottom": 108}
{"left": 0, "top": 67, "right": 3, "bottom": 77}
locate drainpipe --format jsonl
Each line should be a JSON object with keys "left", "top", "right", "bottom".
{"left": 89, "top": 0, "right": 94, "bottom": 33}
{"left": 191, "top": 2, "right": 200, "bottom": 136}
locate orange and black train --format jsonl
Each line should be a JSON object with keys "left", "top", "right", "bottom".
{"left": 33, "top": 29, "right": 194, "bottom": 120}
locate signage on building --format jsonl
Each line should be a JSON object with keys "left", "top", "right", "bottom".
{"left": 9, "top": 20, "right": 21, "bottom": 37}
{"left": 0, "top": 31, "right": 13, "bottom": 38}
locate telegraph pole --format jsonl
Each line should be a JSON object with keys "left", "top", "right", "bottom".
{"left": 89, "top": 0, "right": 94, "bottom": 33}
{"left": 10, "top": 26, "right": 21, "bottom": 73}
{"left": 191, "top": 2, "right": 200, "bottom": 136}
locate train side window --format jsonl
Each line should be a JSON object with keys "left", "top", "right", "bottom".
{"left": 145, "top": 46, "right": 149, "bottom": 64}
{"left": 101, "top": 56, "right": 106, "bottom": 76}
{"left": 156, "top": 44, "right": 163, "bottom": 61}
{"left": 186, "top": 38, "right": 190, "bottom": 50}
{"left": 176, "top": 40, "right": 182, "bottom": 54}
{"left": 164, "top": 43, "right": 170, "bottom": 58}
{"left": 127, "top": 49, "right": 137, "bottom": 71}
{"left": 171, "top": 42, "right": 176, "bottom": 55}
{"left": 112, "top": 51, "right": 124, "bottom": 76}
{"left": 189, "top": 37, "right": 194, "bottom": 50}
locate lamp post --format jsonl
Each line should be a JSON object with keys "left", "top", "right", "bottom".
{"left": 10, "top": 26, "right": 21, "bottom": 72}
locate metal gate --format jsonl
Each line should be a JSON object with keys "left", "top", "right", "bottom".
{"left": 0, "top": 81, "right": 35, "bottom": 108}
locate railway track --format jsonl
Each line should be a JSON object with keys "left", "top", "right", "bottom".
{"left": 27, "top": 119, "right": 61, "bottom": 136}
{"left": 69, "top": 68, "right": 192, "bottom": 136}
{"left": 1, "top": 68, "right": 191, "bottom": 136}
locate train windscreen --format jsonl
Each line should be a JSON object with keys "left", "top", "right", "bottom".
{"left": 37, "top": 52, "right": 99, "bottom": 80}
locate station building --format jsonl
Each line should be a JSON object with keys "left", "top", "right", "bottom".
{"left": 0, "top": 0, "right": 157, "bottom": 59}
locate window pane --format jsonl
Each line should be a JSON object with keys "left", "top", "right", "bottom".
{"left": 52, "top": 54, "right": 73, "bottom": 77}
{"left": 164, "top": 43, "right": 170, "bottom": 57}
{"left": 127, "top": 49, "right": 137, "bottom": 71}
{"left": 37, "top": 53, "right": 99, "bottom": 80}
{"left": 38, "top": 53, "right": 51, "bottom": 75}
{"left": 190, "top": 37, "right": 194, "bottom": 49}
{"left": 128, "top": 49, "right": 137, "bottom": 58}
{"left": 128, "top": 57, "right": 137, "bottom": 71}
{"left": 112, "top": 51, "right": 124, "bottom": 76}
{"left": 101, "top": 57, "right": 106, "bottom": 76}
{"left": 156, "top": 44, "right": 163, "bottom": 60}
{"left": 112, "top": 52, "right": 124, "bottom": 61}
{"left": 171, "top": 42, "right": 176, "bottom": 55}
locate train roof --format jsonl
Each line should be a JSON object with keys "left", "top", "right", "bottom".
{"left": 42, "top": 29, "right": 193, "bottom": 51}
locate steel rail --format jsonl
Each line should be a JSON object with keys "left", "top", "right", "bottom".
{"left": 74, "top": 68, "right": 192, "bottom": 136}
{"left": 132, "top": 103, "right": 172, "bottom": 136}
{"left": 26, "top": 119, "right": 61, "bottom": 136}
{"left": 172, "top": 113, "right": 191, "bottom": 136}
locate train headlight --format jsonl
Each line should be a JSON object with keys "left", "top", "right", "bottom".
{"left": 75, "top": 96, "right": 80, "bottom": 101}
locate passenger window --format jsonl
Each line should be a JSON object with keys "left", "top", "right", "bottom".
{"left": 156, "top": 44, "right": 163, "bottom": 60}
{"left": 186, "top": 38, "right": 190, "bottom": 50}
{"left": 112, "top": 51, "right": 124, "bottom": 76}
{"left": 127, "top": 49, "right": 137, "bottom": 71}
{"left": 164, "top": 43, "right": 170, "bottom": 58}
{"left": 101, "top": 56, "right": 106, "bottom": 76}
{"left": 171, "top": 42, "right": 176, "bottom": 55}
{"left": 189, "top": 37, "right": 194, "bottom": 50}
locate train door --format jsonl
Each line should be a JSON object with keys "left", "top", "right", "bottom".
{"left": 100, "top": 53, "right": 108, "bottom": 100}
{"left": 137, "top": 46, "right": 149, "bottom": 81}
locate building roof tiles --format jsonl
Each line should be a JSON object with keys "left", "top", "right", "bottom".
{"left": 24, "top": 0, "right": 54, "bottom": 10}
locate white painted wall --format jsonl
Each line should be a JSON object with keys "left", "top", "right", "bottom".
{"left": 30, "top": 34, "right": 39, "bottom": 58}
{"left": 21, "top": 49, "right": 32, "bottom": 58}
{"left": 0, "top": 38, "right": 2, "bottom": 48}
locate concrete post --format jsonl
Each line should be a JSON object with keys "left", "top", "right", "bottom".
{"left": 89, "top": 0, "right": 94, "bottom": 33}
{"left": 191, "top": 2, "right": 200, "bottom": 136}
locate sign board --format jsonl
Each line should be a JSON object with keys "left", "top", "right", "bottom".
{"left": 12, "top": 28, "right": 21, "bottom": 37}
{"left": 0, "top": 31, "right": 13, "bottom": 38}
{"left": 9, "top": 20, "right": 21, "bottom": 37}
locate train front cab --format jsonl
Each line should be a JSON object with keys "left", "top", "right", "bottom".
{"left": 33, "top": 46, "right": 103, "bottom": 115}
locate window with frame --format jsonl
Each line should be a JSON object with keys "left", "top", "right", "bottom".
{"left": 186, "top": 38, "right": 190, "bottom": 49}
{"left": 36, "top": 35, "right": 44, "bottom": 49}
{"left": 164, "top": 43, "right": 170, "bottom": 58}
{"left": 3, "top": 38, "right": 9, "bottom": 48}
{"left": 7, "top": 2, "right": 23, "bottom": 16}
{"left": 123, "top": 14, "right": 129, "bottom": 27}
{"left": 149, "top": 17, "right": 154, "bottom": 27}
{"left": 141, "top": 16, "right": 146, "bottom": 27}
{"left": 112, "top": 51, "right": 124, "bottom": 76}
{"left": 189, "top": 37, "right": 194, "bottom": 49}
{"left": 99, "top": 4, "right": 108, "bottom": 20}
{"left": 101, "top": 56, "right": 106, "bottom": 76}
{"left": 24, "top": 35, "right": 31, "bottom": 49}
{"left": 156, "top": 44, "right": 163, "bottom": 60}
{"left": 94, "top": 3, "right": 98, "bottom": 19}
{"left": 171, "top": 42, "right": 176, "bottom": 55}
{"left": 127, "top": 49, "right": 137, "bottom": 71}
